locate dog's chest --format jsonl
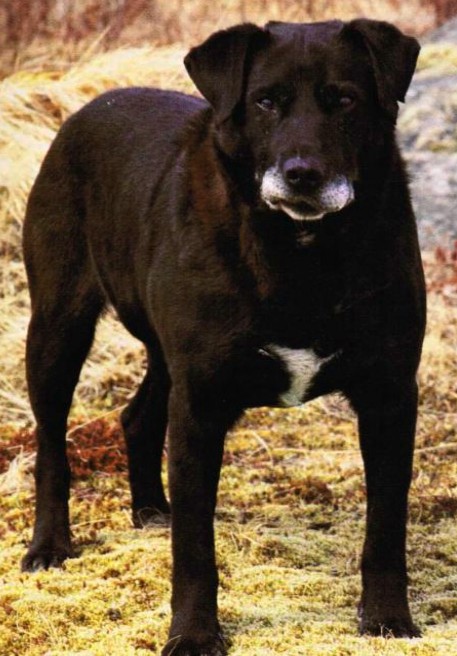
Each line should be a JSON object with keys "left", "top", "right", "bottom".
{"left": 261, "top": 345, "right": 332, "bottom": 407}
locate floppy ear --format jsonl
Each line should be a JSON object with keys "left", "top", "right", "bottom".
{"left": 342, "top": 19, "right": 420, "bottom": 120}
{"left": 184, "top": 23, "right": 268, "bottom": 124}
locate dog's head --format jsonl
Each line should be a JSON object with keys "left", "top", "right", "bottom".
{"left": 185, "top": 19, "right": 419, "bottom": 223}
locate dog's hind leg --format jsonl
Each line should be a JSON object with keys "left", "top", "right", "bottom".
{"left": 121, "top": 340, "right": 171, "bottom": 527}
{"left": 21, "top": 152, "right": 105, "bottom": 571}
{"left": 21, "top": 283, "right": 104, "bottom": 571}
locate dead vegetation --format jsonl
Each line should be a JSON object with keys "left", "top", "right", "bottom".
{"left": 1, "top": 0, "right": 456, "bottom": 75}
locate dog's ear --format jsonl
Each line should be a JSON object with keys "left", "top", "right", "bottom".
{"left": 184, "top": 23, "right": 268, "bottom": 124}
{"left": 342, "top": 19, "right": 420, "bottom": 120}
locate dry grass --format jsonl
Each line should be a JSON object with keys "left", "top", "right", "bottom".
{"left": 0, "top": 45, "right": 193, "bottom": 427}
{"left": 0, "top": 30, "right": 456, "bottom": 656}
{"left": 1, "top": 0, "right": 454, "bottom": 74}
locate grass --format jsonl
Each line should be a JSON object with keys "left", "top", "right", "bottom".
{"left": 0, "top": 23, "right": 456, "bottom": 656}
{"left": 0, "top": 0, "right": 449, "bottom": 74}
{"left": 1, "top": 392, "right": 457, "bottom": 655}
{"left": 416, "top": 43, "right": 457, "bottom": 74}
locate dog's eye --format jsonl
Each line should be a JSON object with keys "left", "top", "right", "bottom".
{"left": 319, "top": 85, "right": 357, "bottom": 112}
{"left": 256, "top": 97, "right": 275, "bottom": 112}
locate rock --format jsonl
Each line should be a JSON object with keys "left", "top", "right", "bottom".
{"left": 399, "top": 75, "right": 457, "bottom": 153}
{"left": 397, "top": 19, "right": 457, "bottom": 249}
{"left": 405, "top": 152, "right": 457, "bottom": 245}
{"left": 422, "top": 16, "right": 457, "bottom": 44}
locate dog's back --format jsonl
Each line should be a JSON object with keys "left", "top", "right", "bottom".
{"left": 25, "top": 87, "right": 206, "bottom": 238}
{"left": 24, "top": 88, "right": 207, "bottom": 335}
{"left": 66, "top": 88, "right": 205, "bottom": 189}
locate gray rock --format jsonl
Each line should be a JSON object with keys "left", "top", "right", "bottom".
{"left": 422, "top": 16, "right": 457, "bottom": 44}
{"left": 399, "top": 75, "right": 457, "bottom": 153}
{"left": 405, "top": 151, "right": 457, "bottom": 246}
{"left": 397, "top": 19, "right": 457, "bottom": 249}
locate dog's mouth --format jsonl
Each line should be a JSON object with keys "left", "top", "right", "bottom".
{"left": 267, "top": 198, "right": 325, "bottom": 222}
{"left": 260, "top": 167, "right": 355, "bottom": 222}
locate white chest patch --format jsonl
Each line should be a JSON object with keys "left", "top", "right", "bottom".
{"left": 267, "top": 345, "right": 333, "bottom": 407}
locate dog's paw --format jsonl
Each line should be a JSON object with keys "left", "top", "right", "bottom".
{"left": 161, "top": 633, "right": 227, "bottom": 656}
{"left": 359, "top": 609, "right": 421, "bottom": 638}
{"left": 21, "top": 543, "right": 75, "bottom": 572}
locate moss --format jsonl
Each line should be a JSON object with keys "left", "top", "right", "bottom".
{"left": 1, "top": 378, "right": 457, "bottom": 654}
{"left": 417, "top": 44, "right": 457, "bottom": 75}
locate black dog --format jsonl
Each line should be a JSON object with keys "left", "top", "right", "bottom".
{"left": 22, "top": 18, "right": 425, "bottom": 655}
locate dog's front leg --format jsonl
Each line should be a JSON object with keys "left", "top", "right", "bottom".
{"left": 347, "top": 376, "right": 421, "bottom": 638}
{"left": 162, "top": 386, "right": 234, "bottom": 656}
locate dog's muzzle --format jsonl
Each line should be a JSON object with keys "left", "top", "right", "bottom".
{"left": 260, "top": 164, "right": 354, "bottom": 222}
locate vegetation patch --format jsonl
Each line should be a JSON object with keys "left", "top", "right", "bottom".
{"left": 1, "top": 310, "right": 457, "bottom": 655}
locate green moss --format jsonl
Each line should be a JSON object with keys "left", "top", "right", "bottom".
{"left": 418, "top": 44, "right": 457, "bottom": 74}
{"left": 1, "top": 389, "right": 457, "bottom": 654}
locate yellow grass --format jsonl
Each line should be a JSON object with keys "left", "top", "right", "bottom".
{"left": 1, "top": 0, "right": 437, "bottom": 75}
{"left": 0, "top": 45, "right": 193, "bottom": 427}
{"left": 417, "top": 43, "right": 457, "bottom": 74}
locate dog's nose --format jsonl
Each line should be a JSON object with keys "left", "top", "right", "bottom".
{"left": 282, "top": 157, "right": 325, "bottom": 192}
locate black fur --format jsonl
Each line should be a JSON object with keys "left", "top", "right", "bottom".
{"left": 22, "top": 19, "right": 425, "bottom": 654}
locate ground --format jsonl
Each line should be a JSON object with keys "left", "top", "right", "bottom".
{"left": 1, "top": 383, "right": 457, "bottom": 655}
